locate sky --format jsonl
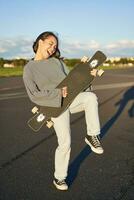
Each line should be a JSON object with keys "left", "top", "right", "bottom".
{"left": 0, "top": 0, "right": 134, "bottom": 59}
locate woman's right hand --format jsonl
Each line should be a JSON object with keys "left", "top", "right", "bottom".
{"left": 61, "top": 86, "right": 68, "bottom": 98}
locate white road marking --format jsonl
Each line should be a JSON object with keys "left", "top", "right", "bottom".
{"left": 0, "top": 82, "right": 134, "bottom": 100}
{"left": 0, "top": 86, "right": 24, "bottom": 91}
{"left": 93, "top": 82, "right": 134, "bottom": 90}
{"left": 0, "top": 92, "right": 26, "bottom": 97}
{"left": 0, "top": 91, "right": 27, "bottom": 100}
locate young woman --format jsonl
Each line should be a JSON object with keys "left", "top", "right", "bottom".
{"left": 23, "top": 31, "right": 104, "bottom": 191}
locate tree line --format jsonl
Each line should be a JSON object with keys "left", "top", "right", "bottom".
{"left": 0, "top": 58, "right": 81, "bottom": 68}
{"left": 0, "top": 57, "right": 134, "bottom": 68}
{"left": 0, "top": 58, "right": 28, "bottom": 68}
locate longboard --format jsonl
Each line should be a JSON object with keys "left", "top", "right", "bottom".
{"left": 28, "top": 51, "right": 107, "bottom": 132}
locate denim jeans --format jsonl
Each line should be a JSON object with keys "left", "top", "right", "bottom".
{"left": 51, "top": 92, "right": 100, "bottom": 180}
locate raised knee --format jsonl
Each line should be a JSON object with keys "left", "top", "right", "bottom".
{"left": 87, "top": 92, "right": 98, "bottom": 102}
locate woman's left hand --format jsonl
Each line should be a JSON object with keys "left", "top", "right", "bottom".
{"left": 90, "top": 69, "right": 98, "bottom": 77}
{"left": 81, "top": 56, "right": 104, "bottom": 77}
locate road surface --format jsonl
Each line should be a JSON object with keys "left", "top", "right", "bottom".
{"left": 0, "top": 68, "right": 134, "bottom": 200}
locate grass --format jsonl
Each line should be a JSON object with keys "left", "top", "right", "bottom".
{"left": 0, "top": 66, "right": 23, "bottom": 77}
{"left": 0, "top": 65, "right": 133, "bottom": 77}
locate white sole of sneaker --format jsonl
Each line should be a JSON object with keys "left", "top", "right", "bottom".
{"left": 53, "top": 180, "right": 68, "bottom": 191}
{"left": 85, "top": 138, "right": 104, "bottom": 154}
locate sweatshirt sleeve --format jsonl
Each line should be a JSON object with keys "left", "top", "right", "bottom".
{"left": 23, "top": 66, "right": 62, "bottom": 107}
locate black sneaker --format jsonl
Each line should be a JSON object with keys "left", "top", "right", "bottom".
{"left": 85, "top": 135, "right": 104, "bottom": 154}
{"left": 53, "top": 178, "right": 68, "bottom": 190}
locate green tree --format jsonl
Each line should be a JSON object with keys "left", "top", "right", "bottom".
{"left": 0, "top": 58, "right": 4, "bottom": 67}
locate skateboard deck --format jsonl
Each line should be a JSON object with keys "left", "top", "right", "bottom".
{"left": 28, "top": 51, "right": 107, "bottom": 132}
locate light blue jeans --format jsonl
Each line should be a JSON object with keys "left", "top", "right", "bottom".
{"left": 52, "top": 92, "right": 100, "bottom": 180}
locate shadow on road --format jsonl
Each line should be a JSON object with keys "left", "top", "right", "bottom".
{"left": 1, "top": 87, "right": 134, "bottom": 180}
{"left": 66, "top": 86, "right": 134, "bottom": 187}
{"left": 0, "top": 132, "right": 55, "bottom": 169}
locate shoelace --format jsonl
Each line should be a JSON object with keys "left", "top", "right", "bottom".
{"left": 57, "top": 180, "right": 66, "bottom": 185}
{"left": 92, "top": 136, "right": 101, "bottom": 147}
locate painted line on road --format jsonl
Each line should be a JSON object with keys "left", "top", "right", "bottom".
{"left": 0, "top": 92, "right": 26, "bottom": 97}
{"left": 94, "top": 82, "right": 134, "bottom": 90}
{"left": 106, "top": 73, "right": 134, "bottom": 78}
{"left": 0, "top": 94, "right": 27, "bottom": 100}
{"left": 0, "top": 86, "right": 24, "bottom": 91}
{"left": 0, "top": 82, "right": 133, "bottom": 100}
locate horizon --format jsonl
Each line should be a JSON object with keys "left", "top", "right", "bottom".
{"left": 0, "top": 0, "right": 134, "bottom": 59}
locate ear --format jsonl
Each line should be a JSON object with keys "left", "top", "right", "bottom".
{"left": 38, "top": 39, "right": 43, "bottom": 48}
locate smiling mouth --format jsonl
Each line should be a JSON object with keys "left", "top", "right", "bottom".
{"left": 47, "top": 50, "right": 53, "bottom": 56}
{"left": 47, "top": 50, "right": 50, "bottom": 55}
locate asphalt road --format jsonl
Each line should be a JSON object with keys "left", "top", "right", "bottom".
{"left": 0, "top": 68, "right": 134, "bottom": 200}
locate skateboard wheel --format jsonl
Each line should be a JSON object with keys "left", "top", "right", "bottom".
{"left": 46, "top": 121, "right": 54, "bottom": 128}
{"left": 97, "top": 69, "right": 104, "bottom": 77}
{"left": 31, "top": 106, "right": 39, "bottom": 114}
{"left": 81, "top": 56, "right": 89, "bottom": 63}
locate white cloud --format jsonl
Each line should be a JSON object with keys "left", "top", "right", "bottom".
{"left": 0, "top": 36, "right": 34, "bottom": 59}
{"left": 0, "top": 36, "right": 133, "bottom": 59}
{"left": 60, "top": 38, "right": 100, "bottom": 58}
{"left": 0, "top": 47, "right": 7, "bottom": 53}
{"left": 105, "top": 40, "right": 134, "bottom": 50}
{"left": 104, "top": 40, "right": 134, "bottom": 57}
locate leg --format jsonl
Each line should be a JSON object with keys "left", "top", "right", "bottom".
{"left": 51, "top": 109, "right": 71, "bottom": 181}
{"left": 70, "top": 92, "right": 104, "bottom": 154}
{"left": 70, "top": 92, "right": 100, "bottom": 136}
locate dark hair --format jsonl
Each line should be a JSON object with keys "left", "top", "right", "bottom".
{"left": 32, "top": 31, "right": 60, "bottom": 58}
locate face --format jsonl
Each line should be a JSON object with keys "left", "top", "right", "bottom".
{"left": 38, "top": 35, "right": 58, "bottom": 59}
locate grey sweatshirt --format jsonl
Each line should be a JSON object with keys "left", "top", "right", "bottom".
{"left": 23, "top": 57, "right": 69, "bottom": 107}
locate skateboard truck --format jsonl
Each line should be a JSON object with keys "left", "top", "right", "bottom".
{"left": 31, "top": 106, "right": 39, "bottom": 114}
{"left": 46, "top": 120, "right": 54, "bottom": 128}
{"left": 97, "top": 69, "right": 104, "bottom": 76}
{"left": 81, "top": 56, "right": 90, "bottom": 63}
